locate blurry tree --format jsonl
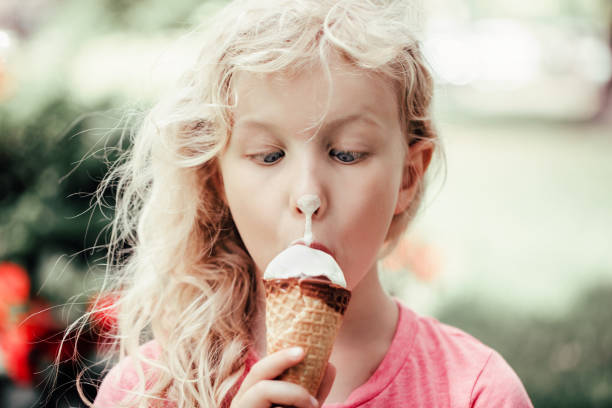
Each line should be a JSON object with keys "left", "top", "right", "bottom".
{"left": 0, "top": 97, "right": 108, "bottom": 273}
{"left": 0, "top": 0, "right": 227, "bottom": 405}
{"left": 0, "top": 0, "right": 229, "bottom": 309}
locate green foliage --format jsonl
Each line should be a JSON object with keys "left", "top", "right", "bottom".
{"left": 0, "top": 0, "right": 229, "bottom": 285}
{"left": 0, "top": 96, "right": 117, "bottom": 279}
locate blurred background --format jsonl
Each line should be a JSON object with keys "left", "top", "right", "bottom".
{"left": 0, "top": 0, "right": 611, "bottom": 406}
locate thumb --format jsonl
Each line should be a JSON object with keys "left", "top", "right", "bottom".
{"left": 316, "top": 362, "right": 336, "bottom": 405}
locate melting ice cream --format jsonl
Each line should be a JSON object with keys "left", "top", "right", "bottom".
{"left": 264, "top": 244, "right": 346, "bottom": 287}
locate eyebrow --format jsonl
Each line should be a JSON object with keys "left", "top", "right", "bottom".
{"left": 233, "top": 112, "right": 384, "bottom": 137}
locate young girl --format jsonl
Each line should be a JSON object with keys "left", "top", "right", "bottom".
{"left": 88, "top": 0, "right": 533, "bottom": 407}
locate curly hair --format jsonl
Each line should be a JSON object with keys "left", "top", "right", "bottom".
{"left": 80, "top": 1, "right": 438, "bottom": 407}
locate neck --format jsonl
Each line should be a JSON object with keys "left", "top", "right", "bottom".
{"left": 333, "top": 263, "right": 398, "bottom": 349}
{"left": 326, "top": 264, "right": 398, "bottom": 404}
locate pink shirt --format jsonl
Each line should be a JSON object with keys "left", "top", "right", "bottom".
{"left": 323, "top": 302, "right": 532, "bottom": 407}
{"left": 95, "top": 301, "right": 533, "bottom": 407}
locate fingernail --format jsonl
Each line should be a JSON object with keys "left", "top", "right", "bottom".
{"left": 289, "top": 347, "right": 304, "bottom": 358}
{"left": 310, "top": 396, "right": 319, "bottom": 407}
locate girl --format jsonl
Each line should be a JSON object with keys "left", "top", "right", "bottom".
{"left": 88, "top": 0, "right": 533, "bottom": 407}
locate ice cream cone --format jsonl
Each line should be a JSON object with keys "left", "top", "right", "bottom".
{"left": 264, "top": 278, "right": 351, "bottom": 396}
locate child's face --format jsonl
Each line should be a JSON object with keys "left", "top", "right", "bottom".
{"left": 218, "top": 58, "right": 411, "bottom": 290}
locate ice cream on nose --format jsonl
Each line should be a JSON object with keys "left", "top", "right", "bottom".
{"left": 297, "top": 194, "right": 320, "bottom": 246}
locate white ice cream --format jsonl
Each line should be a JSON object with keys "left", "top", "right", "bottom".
{"left": 264, "top": 244, "right": 347, "bottom": 288}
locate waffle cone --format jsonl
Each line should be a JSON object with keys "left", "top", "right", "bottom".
{"left": 264, "top": 278, "right": 351, "bottom": 396}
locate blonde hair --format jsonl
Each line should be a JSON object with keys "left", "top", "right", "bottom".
{"left": 84, "top": 0, "right": 437, "bottom": 407}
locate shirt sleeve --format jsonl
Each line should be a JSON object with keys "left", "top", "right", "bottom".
{"left": 94, "top": 357, "right": 157, "bottom": 408}
{"left": 94, "top": 361, "right": 132, "bottom": 408}
{"left": 93, "top": 341, "right": 162, "bottom": 408}
{"left": 470, "top": 351, "right": 534, "bottom": 408}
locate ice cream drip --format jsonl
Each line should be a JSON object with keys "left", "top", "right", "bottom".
{"left": 297, "top": 194, "right": 320, "bottom": 246}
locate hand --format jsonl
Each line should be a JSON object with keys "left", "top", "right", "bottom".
{"left": 231, "top": 347, "right": 336, "bottom": 408}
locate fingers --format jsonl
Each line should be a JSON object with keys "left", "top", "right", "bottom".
{"left": 232, "top": 347, "right": 336, "bottom": 408}
{"left": 238, "top": 380, "right": 319, "bottom": 408}
{"left": 240, "top": 347, "right": 305, "bottom": 391}
{"left": 315, "top": 362, "right": 336, "bottom": 404}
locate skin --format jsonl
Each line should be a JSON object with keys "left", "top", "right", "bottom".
{"left": 220, "top": 56, "right": 433, "bottom": 407}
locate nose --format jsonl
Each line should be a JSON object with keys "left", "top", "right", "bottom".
{"left": 293, "top": 191, "right": 326, "bottom": 218}
{"left": 297, "top": 195, "right": 321, "bottom": 216}
{"left": 289, "top": 156, "right": 328, "bottom": 219}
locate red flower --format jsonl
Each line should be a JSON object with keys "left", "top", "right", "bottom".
{"left": 0, "top": 262, "right": 30, "bottom": 304}
{"left": 0, "top": 262, "right": 32, "bottom": 383}
{"left": 0, "top": 324, "right": 32, "bottom": 384}
{"left": 0, "top": 299, "right": 64, "bottom": 385}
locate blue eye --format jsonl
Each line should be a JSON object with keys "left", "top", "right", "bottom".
{"left": 263, "top": 150, "right": 284, "bottom": 163}
{"left": 330, "top": 149, "right": 364, "bottom": 163}
{"left": 251, "top": 150, "right": 284, "bottom": 164}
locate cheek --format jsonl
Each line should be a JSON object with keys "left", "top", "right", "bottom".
{"left": 220, "top": 165, "right": 292, "bottom": 275}
{"left": 336, "top": 167, "right": 401, "bottom": 286}
{"left": 220, "top": 165, "right": 267, "bottom": 261}
{"left": 352, "top": 165, "right": 400, "bottom": 233}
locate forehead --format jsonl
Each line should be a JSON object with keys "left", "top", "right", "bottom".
{"left": 231, "top": 58, "right": 401, "bottom": 133}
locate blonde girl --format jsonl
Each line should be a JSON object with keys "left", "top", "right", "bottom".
{"left": 89, "top": 0, "right": 533, "bottom": 407}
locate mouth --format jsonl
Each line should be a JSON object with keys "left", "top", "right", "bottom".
{"left": 294, "top": 240, "right": 334, "bottom": 258}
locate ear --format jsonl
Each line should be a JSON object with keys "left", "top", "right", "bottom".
{"left": 394, "top": 139, "right": 434, "bottom": 215}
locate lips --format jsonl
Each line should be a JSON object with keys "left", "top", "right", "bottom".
{"left": 294, "top": 241, "right": 334, "bottom": 258}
